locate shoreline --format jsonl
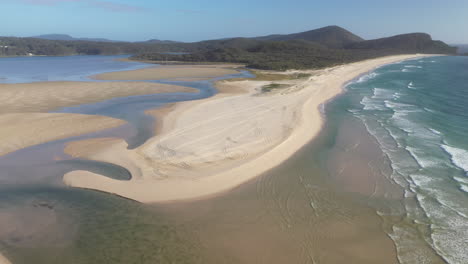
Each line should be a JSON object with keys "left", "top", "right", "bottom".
{"left": 63, "top": 54, "right": 435, "bottom": 203}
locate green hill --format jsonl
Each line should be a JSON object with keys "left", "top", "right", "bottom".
{"left": 255, "top": 25, "right": 364, "bottom": 48}
{"left": 346, "top": 33, "right": 456, "bottom": 54}
{"left": 132, "top": 30, "right": 456, "bottom": 70}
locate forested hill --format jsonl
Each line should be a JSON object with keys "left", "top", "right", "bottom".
{"left": 0, "top": 26, "right": 457, "bottom": 70}
{"left": 133, "top": 30, "right": 457, "bottom": 70}
{"left": 345, "top": 33, "right": 454, "bottom": 53}
{"left": 255, "top": 26, "right": 364, "bottom": 48}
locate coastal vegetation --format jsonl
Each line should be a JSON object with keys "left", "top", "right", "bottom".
{"left": 261, "top": 83, "right": 289, "bottom": 92}
{"left": 132, "top": 28, "right": 456, "bottom": 70}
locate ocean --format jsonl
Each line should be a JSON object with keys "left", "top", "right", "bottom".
{"left": 336, "top": 56, "right": 468, "bottom": 263}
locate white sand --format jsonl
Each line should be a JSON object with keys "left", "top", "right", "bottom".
{"left": 64, "top": 55, "right": 434, "bottom": 203}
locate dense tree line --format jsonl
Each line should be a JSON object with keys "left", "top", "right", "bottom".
{"left": 0, "top": 37, "right": 188, "bottom": 57}
{"left": 132, "top": 36, "right": 457, "bottom": 71}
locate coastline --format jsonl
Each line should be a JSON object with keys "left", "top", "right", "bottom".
{"left": 63, "top": 54, "right": 434, "bottom": 203}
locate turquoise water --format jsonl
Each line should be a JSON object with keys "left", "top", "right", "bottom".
{"left": 342, "top": 56, "right": 468, "bottom": 263}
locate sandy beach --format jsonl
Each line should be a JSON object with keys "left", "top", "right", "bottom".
{"left": 0, "top": 79, "right": 197, "bottom": 156}
{"left": 64, "top": 54, "right": 431, "bottom": 203}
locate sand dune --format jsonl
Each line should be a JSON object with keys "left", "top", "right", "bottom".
{"left": 93, "top": 64, "right": 241, "bottom": 81}
{"left": 0, "top": 81, "right": 195, "bottom": 113}
{"left": 64, "top": 55, "right": 433, "bottom": 203}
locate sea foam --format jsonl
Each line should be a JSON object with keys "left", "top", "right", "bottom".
{"left": 441, "top": 145, "right": 468, "bottom": 176}
{"left": 356, "top": 72, "right": 379, "bottom": 83}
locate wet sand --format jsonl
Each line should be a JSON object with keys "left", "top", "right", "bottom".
{"left": 326, "top": 117, "right": 403, "bottom": 199}
{"left": 63, "top": 54, "right": 432, "bottom": 203}
{"left": 92, "top": 64, "right": 241, "bottom": 81}
{"left": 0, "top": 81, "right": 195, "bottom": 113}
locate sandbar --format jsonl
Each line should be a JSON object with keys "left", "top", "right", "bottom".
{"left": 92, "top": 64, "right": 241, "bottom": 81}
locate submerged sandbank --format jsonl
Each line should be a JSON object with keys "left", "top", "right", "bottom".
{"left": 64, "top": 54, "right": 433, "bottom": 203}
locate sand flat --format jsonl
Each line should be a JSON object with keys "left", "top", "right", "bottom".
{"left": 0, "top": 81, "right": 195, "bottom": 113}
{"left": 64, "top": 55, "right": 434, "bottom": 203}
{"left": 0, "top": 113, "right": 125, "bottom": 156}
{"left": 0, "top": 80, "right": 195, "bottom": 156}
{"left": 92, "top": 64, "right": 241, "bottom": 81}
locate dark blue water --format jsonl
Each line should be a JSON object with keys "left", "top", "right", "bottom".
{"left": 343, "top": 56, "right": 468, "bottom": 263}
{"left": 0, "top": 55, "right": 149, "bottom": 83}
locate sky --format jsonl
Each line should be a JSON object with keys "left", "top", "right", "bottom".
{"left": 0, "top": 0, "right": 467, "bottom": 43}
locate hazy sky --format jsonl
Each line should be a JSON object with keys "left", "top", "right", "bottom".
{"left": 1, "top": 0, "right": 467, "bottom": 43}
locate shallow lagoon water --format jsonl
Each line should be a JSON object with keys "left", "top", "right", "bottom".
{"left": 0, "top": 55, "right": 259, "bottom": 263}
{"left": 0, "top": 55, "right": 149, "bottom": 83}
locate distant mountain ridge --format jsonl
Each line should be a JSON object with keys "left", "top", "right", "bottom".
{"left": 32, "top": 34, "right": 121, "bottom": 42}
{"left": 33, "top": 34, "right": 180, "bottom": 44}
{"left": 255, "top": 25, "right": 364, "bottom": 48}
{"left": 142, "top": 39, "right": 179, "bottom": 44}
